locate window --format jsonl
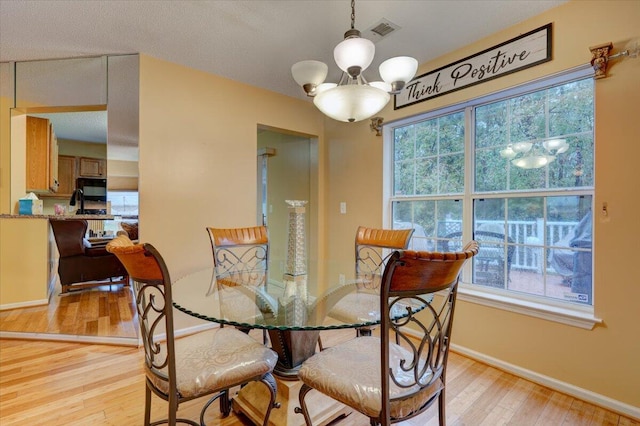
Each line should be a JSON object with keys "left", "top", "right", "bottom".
{"left": 105, "top": 191, "right": 139, "bottom": 234}
{"left": 387, "top": 68, "right": 594, "bottom": 310}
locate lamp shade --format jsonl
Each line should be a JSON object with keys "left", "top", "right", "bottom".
{"left": 313, "top": 84, "right": 390, "bottom": 123}
{"left": 315, "top": 82, "right": 337, "bottom": 94}
{"left": 379, "top": 56, "right": 418, "bottom": 85}
{"left": 334, "top": 37, "right": 375, "bottom": 74}
{"left": 369, "top": 81, "right": 392, "bottom": 92}
{"left": 291, "top": 60, "right": 328, "bottom": 86}
{"left": 543, "top": 138, "right": 569, "bottom": 153}
{"left": 511, "top": 155, "right": 555, "bottom": 169}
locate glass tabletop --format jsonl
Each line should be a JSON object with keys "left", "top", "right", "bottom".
{"left": 172, "top": 268, "right": 424, "bottom": 331}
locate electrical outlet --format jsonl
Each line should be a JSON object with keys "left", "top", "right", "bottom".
{"left": 340, "top": 202, "right": 347, "bottom": 214}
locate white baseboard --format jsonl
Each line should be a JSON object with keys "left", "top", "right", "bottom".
{"left": 174, "top": 322, "right": 219, "bottom": 339}
{"left": 0, "top": 299, "right": 49, "bottom": 311}
{"left": 0, "top": 323, "right": 219, "bottom": 349}
{"left": 0, "top": 331, "right": 140, "bottom": 347}
{"left": 451, "top": 343, "right": 640, "bottom": 421}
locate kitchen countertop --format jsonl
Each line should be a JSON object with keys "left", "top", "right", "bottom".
{"left": 0, "top": 214, "right": 115, "bottom": 220}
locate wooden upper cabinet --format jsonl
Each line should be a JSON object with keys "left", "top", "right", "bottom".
{"left": 25, "top": 116, "right": 51, "bottom": 193}
{"left": 57, "top": 155, "right": 77, "bottom": 198}
{"left": 79, "top": 157, "right": 106, "bottom": 177}
{"left": 49, "top": 124, "right": 59, "bottom": 192}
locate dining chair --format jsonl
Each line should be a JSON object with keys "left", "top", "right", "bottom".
{"left": 206, "top": 226, "right": 270, "bottom": 343}
{"left": 439, "top": 230, "right": 515, "bottom": 288}
{"left": 206, "top": 226, "right": 269, "bottom": 286}
{"left": 105, "top": 235, "right": 280, "bottom": 426}
{"left": 327, "top": 226, "right": 415, "bottom": 339}
{"left": 296, "top": 242, "right": 479, "bottom": 426}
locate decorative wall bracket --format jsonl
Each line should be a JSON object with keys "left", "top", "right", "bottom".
{"left": 590, "top": 40, "right": 639, "bottom": 79}
{"left": 370, "top": 116, "right": 384, "bottom": 136}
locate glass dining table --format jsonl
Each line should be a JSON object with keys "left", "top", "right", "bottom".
{"left": 172, "top": 267, "right": 424, "bottom": 425}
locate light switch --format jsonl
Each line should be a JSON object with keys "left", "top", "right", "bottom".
{"left": 340, "top": 202, "right": 347, "bottom": 214}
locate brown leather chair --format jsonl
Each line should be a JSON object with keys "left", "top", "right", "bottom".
{"left": 50, "top": 219, "right": 128, "bottom": 293}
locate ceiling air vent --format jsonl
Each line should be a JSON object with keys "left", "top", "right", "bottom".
{"left": 365, "top": 19, "right": 401, "bottom": 43}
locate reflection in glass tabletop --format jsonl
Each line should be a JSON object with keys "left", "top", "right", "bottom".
{"left": 171, "top": 268, "right": 426, "bottom": 332}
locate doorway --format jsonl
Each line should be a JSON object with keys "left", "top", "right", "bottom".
{"left": 257, "top": 127, "right": 316, "bottom": 286}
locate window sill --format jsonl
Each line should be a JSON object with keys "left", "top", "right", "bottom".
{"left": 458, "top": 286, "right": 603, "bottom": 330}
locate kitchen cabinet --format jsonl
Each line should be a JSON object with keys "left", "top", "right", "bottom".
{"left": 26, "top": 116, "right": 59, "bottom": 193}
{"left": 49, "top": 124, "right": 59, "bottom": 192}
{"left": 79, "top": 157, "right": 106, "bottom": 177}
{"left": 57, "top": 155, "right": 77, "bottom": 198}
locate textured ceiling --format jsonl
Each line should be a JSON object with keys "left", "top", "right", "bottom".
{"left": 2, "top": 0, "right": 567, "bottom": 152}
{"left": 1, "top": 0, "right": 567, "bottom": 101}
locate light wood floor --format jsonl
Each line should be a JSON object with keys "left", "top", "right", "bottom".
{"left": 0, "top": 281, "right": 137, "bottom": 339}
{"left": 0, "top": 329, "right": 637, "bottom": 426}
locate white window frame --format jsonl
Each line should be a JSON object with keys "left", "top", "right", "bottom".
{"left": 383, "top": 65, "right": 602, "bottom": 329}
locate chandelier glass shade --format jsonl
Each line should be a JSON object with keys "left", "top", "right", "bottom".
{"left": 334, "top": 35, "right": 375, "bottom": 75}
{"left": 291, "top": 0, "right": 418, "bottom": 123}
{"left": 314, "top": 84, "right": 390, "bottom": 123}
{"left": 500, "top": 138, "right": 569, "bottom": 169}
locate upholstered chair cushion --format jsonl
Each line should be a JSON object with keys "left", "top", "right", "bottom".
{"left": 325, "top": 292, "right": 379, "bottom": 324}
{"left": 148, "top": 327, "right": 278, "bottom": 398}
{"left": 298, "top": 336, "right": 443, "bottom": 419}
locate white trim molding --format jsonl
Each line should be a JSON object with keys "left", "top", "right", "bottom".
{"left": 0, "top": 331, "right": 139, "bottom": 347}
{"left": 0, "top": 298, "right": 49, "bottom": 311}
{"left": 459, "top": 287, "right": 602, "bottom": 330}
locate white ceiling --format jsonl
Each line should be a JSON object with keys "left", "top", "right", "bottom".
{"left": 29, "top": 111, "right": 107, "bottom": 144}
{"left": 1, "top": 0, "right": 567, "bottom": 101}
{"left": 2, "top": 0, "right": 567, "bottom": 153}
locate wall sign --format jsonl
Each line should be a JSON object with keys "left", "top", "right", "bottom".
{"left": 395, "top": 23, "right": 552, "bottom": 110}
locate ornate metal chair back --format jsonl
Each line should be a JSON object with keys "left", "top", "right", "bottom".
{"left": 106, "top": 236, "right": 176, "bottom": 392}
{"left": 378, "top": 242, "right": 479, "bottom": 424}
{"left": 207, "top": 226, "right": 269, "bottom": 287}
{"left": 355, "top": 226, "right": 414, "bottom": 289}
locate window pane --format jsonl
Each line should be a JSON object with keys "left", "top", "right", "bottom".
{"left": 548, "top": 79, "right": 594, "bottom": 135}
{"left": 440, "top": 153, "right": 465, "bottom": 193}
{"left": 475, "top": 102, "right": 508, "bottom": 149}
{"left": 509, "top": 91, "right": 546, "bottom": 142}
{"left": 394, "top": 126, "right": 414, "bottom": 161}
{"left": 439, "top": 112, "right": 465, "bottom": 154}
{"left": 393, "top": 111, "right": 464, "bottom": 197}
{"left": 548, "top": 134, "right": 594, "bottom": 188}
{"left": 394, "top": 160, "right": 414, "bottom": 196}
{"left": 475, "top": 148, "right": 507, "bottom": 191}
{"left": 393, "top": 199, "right": 462, "bottom": 252}
{"left": 477, "top": 78, "right": 594, "bottom": 192}
{"left": 472, "top": 196, "right": 592, "bottom": 305}
{"left": 415, "top": 158, "right": 437, "bottom": 195}
{"left": 547, "top": 196, "right": 592, "bottom": 304}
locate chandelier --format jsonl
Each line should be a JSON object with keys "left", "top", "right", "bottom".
{"left": 290, "top": 0, "right": 418, "bottom": 123}
{"left": 500, "top": 138, "right": 569, "bottom": 169}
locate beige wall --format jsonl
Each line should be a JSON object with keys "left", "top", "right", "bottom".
{"left": 138, "top": 55, "right": 326, "bottom": 280}
{"left": 323, "top": 0, "right": 640, "bottom": 413}
{"left": 58, "top": 138, "right": 107, "bottom": 158}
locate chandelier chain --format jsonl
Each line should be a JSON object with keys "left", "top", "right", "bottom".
{"left": 351, "top": 0, "right": 355, "bottom": 30}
